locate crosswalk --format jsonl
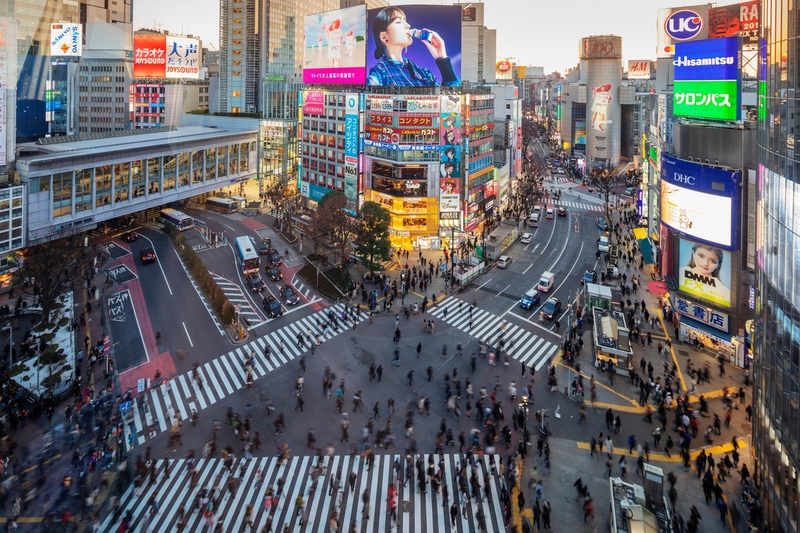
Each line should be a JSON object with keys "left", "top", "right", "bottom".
{"left": 553, "top": 201, "right": 604, "bottom": 212}
{"left": 101, "top": 453, "right": 507, "bottom": 533}
{"left": 428, "top": 296, "right": 558, "bottom": 371}
{"left": 543, "top": 175, "right": 572, "bottom": 183}
{"left": 126, "top": 303, "right": 366, "bottom": 449}
{"left": 211, "top": 272, "right": 263, "bottom": 324}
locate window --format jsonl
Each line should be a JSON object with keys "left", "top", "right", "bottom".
{"left": 192, "top": 150, "right": 204, "bottom": 184}
{"left": 75, "top": 169, "right": 92, "bottom": 212}
{"left": 114, "top": 162, "right": 130, "bottom": 202}
{"left": 232, "top": 91, "right": 241, "bottom": 97}
{"left": 95, "top": 164, "right": 112, "bottom": 208}
{"left": 52, "top": 172, "right": 72, "bottom": 218}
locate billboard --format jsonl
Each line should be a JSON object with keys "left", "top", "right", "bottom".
{"left": 366, "top": 5, "right": 461, "bottom": 87}
{"left": 0, "top": 52, "right": 6, "bottom": 166}
{"left": 673, "top": 36, "right": 741, "bottom": 121}
{"left": 303, "top": 6, "right": 367, "bottom": 85}
{"left": 677, "top": 238, "right": 732, "bottom": 307}
{"left": 439, "top": 178, "right": 460, "bottom": 213}
{"left": 574, "top": 121, "right": 586, "bottom": 145}
{"left": 133, "top": 34, "right": 200, "bottom": 79}
{"left": 589, "top": 84, "right": 613, "bottom": 131}
{"left": 656, "top": 5, "right": 711, "bottom": 58}
{"left": 708, "top": 2, "right": 758, "bottom": 45}
{"left": 660, "top": 154, "right": 741, "bottom": 249}
{"left": 51, "top": 23, "right": 82, "bottom": 57}
{"left": 440, "top": 95, "right": 461, "bottom": 179}
{"left": 627, "top": 60, "right": 651, "bottom": 79}
{"left": 344, "top": 94, "right": 359, "bottom": 201}
{"left": 304, "top": 91, "right": 325, "bottom": 115}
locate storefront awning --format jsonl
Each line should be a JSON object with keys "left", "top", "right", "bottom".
{"left": 647, "top": 281, "right": 669, "bottom": 295}
{"left": 633, "top": 227, "right": 654, "bottom": 265}
{"left": 679, "top": 314, "right": 732, "bottom": 342}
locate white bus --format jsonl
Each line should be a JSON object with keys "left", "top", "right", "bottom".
{"left": 228, "top": 196, "right": 248, "bottom": 210}
{"left": 205, "top": 196, "right": 238, "bottom": 213}
{"left": 234, "top": 236, "right": 260, "bottom": 274}
{"left": 160, "top": 208, "right": 193, "bottom": 231}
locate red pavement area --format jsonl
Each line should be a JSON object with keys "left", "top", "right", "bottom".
{"left": 240, "top": 217, "right": 267, "bottom": 231}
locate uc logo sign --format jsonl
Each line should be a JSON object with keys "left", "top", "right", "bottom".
{"left": 665, "top": 10, "right": 703, "bottom": 41}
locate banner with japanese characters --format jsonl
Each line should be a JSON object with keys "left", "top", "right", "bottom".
{"left": 134, "top": 34, "right": 200, "bottom": 79}
{"left": 673, "top": 36, "right": 741, "bottom": 121}
{"left": 0, "top": 52, "right": 6, "bottom": 167}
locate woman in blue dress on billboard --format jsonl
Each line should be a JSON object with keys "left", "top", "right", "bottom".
{"left": 367, "top": 7, "right": 460, "bottom": 87}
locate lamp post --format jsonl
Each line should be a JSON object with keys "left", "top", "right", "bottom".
{"left": 451, "top": 226, "right": 456, "bottom": 288}
{"left": 401, "top": 270, "right": 406, "bottom": 305}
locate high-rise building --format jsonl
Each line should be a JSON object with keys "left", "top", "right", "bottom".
{"left": 219, "top": 0, "right": 259, "bottom": 113}
{"left": 754, "top": 0, "right": 800, "bottom": 530}
{"left": 458, "top": 3, "right": 496, "bottom": 84}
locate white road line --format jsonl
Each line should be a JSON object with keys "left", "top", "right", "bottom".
{"left": 182, "top": 322, "right": 194, "bottom": 347}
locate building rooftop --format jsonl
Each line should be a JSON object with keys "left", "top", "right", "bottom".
{"left": 20, "top": 126, "right": 253, "bottom": 163}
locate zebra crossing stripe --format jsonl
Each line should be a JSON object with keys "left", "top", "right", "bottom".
{"left": 127, "top": 304, "right": 367, "bottom": 449}
{"left": 429, "top": 296, "right": 557, "bottom": 371}
{"left": 101, "top": 453, "right": 507, "bottom": 533}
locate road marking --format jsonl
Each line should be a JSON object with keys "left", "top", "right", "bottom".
{"left": 140, "top": 233, "right": 173, "bottom": 296}
{"left": 474, "top": 278, "right": 492, "bottom": 292}
{"left": 182, "top": 322, "right": 194, "bottom": 347}
{"left": 496, "top": 283, "right": 511, "bottom": 296}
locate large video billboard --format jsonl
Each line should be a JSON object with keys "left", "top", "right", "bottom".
{"left": 708, "top": 2, "right": 758, "bottom": 45}
{"left": 673, "top": 36, "right": 741, "bottom": 121}
{"left": 366, "top": 5, "right": 461, "bottom": 87}
{"left": 660, "top": 154, "right": 741, "bottom": 249}
{"left": 134, "top": 34, "right": 200, "bottom": 79}
{"left": 303, "top": 6, "right": 367, "bottom": 85}
{"left": 677, "top": 238, "right": 732, "bottom": 307}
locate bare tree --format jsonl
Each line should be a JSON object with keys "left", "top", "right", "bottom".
{"left": 263, "top": 181, "right": 302, "bottom": 233}
{"left": 587, "top": 169, "right": 626, "bottom": 221}
{"left": 11, "top": 232, "right": 94, "bottom": 326}
{"left": 311, "top": 191, "right": 360, "bottom": 265}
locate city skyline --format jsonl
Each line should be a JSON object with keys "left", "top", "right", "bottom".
{"left": 134, "top": 0, "right": 702, "bottom": 73}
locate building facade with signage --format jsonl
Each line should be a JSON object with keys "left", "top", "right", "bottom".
{"left": 458, "top": 2, "right": 497, "bottom": 84}
{"left": 754, "top": 0, "right": 800, "bottom": 528}
{"left": 464, "top": 93, "right": 496, "bottom": 237}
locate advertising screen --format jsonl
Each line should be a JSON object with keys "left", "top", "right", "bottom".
{"left": 134, "top": 34, "right": 200, "bottom": 79}
{"left": 673, "top": 36, "right": 741, "bottom": 121}
{"left": 677, "top": 238, "right": 732, "bottom": 307}
{"left": 303, "top": 6, "right": 367, "bottom": 85}
{"left": 51, "top": 23, "right": 83, "bottom": 57}
{"left": 589, "top": 84, "right": 613, "bottom": 132}
{"left": 574, "top": 121, "right": 586, "bottom": 145}
{"left": 708, "top": 2, "right": 758, "bottom": 45}
{"left": 660, "top": 155, "right": 740, "bottom": 249}
{"left": 366, "top": 5, "right": 461, "bottom": 87}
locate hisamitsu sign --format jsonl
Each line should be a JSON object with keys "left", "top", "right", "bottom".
{"left": 673, "top": 36, "right": 741, "bottom": 121}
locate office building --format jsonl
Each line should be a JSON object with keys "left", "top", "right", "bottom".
{"left": 458, "top": 3, "right": 496, "bottom": 84}
{"left": 754, "top": 0, "right": 800, "bottom": 529}
{"left": 218, "top": 0, "right": 259, "bottom": 113}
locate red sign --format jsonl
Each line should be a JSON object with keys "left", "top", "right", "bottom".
{"left": 496, "top": 60, "right": 512, "bottom": 74}
{"left": 398, "top": 116, "right": 433, "bottom": 127}
{"left": 133, "top": 34, "right": 166, "bottom": 78}
{"left": 370, "top": 114, "right": 393, "bottom": 125}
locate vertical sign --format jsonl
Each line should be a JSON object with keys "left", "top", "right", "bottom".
{"left": 0, "top": 52, "right": 6, "bottom": 167}
{"left": 746, "top": 168, "right": 756, "bottom": 270}
{"left": 344, "top": 95, "right": 359, "bottom": 201}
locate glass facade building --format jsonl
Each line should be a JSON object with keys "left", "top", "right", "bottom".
{"left": 755, "top": 1, "right": 800, "bottom": 531}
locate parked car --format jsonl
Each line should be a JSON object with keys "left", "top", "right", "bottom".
{"left": 122, "top": 231, "right": 138, "bottom": 243}
{"left": 268, "top": 249, "right": 283, "bottom": 267}
{"left": 263, "top": 295, "right": 284, "bottom": 318}
{"left": 598, "top": 219, "right": 609, "bottom": 231}
{"left": 533, "top": 205, "right": 542, "bottom": 213}
{"left": 258, "top": 238, "right": 272, "bottom": 255}
{"left": 542, "top": 297, "right": 562, "bottom": 320}
{"left": 557, "top": 207, "right": 567, "bottom": 217}
{"left": 519, "top": 289, "right": 541, "bottom": 310}
{"left": 280, "top": 285, "right": 299, "bottom": 305}
{"left": 582, "top": 270, "right": 597, "bottom": 285}
{"left": 520, "top": 232, "right": 533, "bottom": 244}
{"left": 139, "top": 248, "right": 156, "bottom": 264}
{"left": 266, "top": 266, "right": 283, "bottom": 282}
{"left": 246, "top": 272, "right": 265, "bottom": 292}
{"left": 497, "top": 255, "right": 513, "bottom": 269}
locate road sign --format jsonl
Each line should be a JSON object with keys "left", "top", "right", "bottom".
{"left": 120, "top": 401, "right": 131, "bottom": 414}
{"left": 137, "top": 378, "right": 146, "bottom": 393}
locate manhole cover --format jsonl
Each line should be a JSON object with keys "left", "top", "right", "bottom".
{"left": 402, "top": 500, "right": 413, "bottom": 512}
{"left": 678, "top": 350, "right": 690, "bottom": 358}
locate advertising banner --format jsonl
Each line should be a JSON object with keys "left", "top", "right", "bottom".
{"left": 673, "top": 36, "right": 741, "bottom": 121}
{"left": 673, "top": 295, "right": 730, "bottom": 331}
{"left": 708, "top": 2, "right": 758, "bottom": 45}
{"left": 366, "top": 5, "right": 461, "bottom": 87}
{"left": 589, "top": 84, "right": 613, "bottom": 132}
{"left": 627, "top": 60, "right": 651, "bottom": 79}
{"left": 574, "top": 121, "right": 586, "bottom": 145}
{"left": 304, "top": 91, "right": 325, "bottom": 115}
{"left": 677, "top": 238, "right": 732, "bottom": 307}
{"left": 133, "top": 34, "right": 200, "bottom": 78}
{"left": 0, "top": 52, "right": 6, "bottom": 167}
{"left": 303, "top": 6, "right": 367, "bottom": 85}
{"left": 660, "top": 154, "right": 740, "bottom": 249}
{"left": 440, "top": 98, "right": 461, "bottom": 179}
{"left": 657, "top": 6, "right": 710, "bottom": 58}
{"left": 439, "top": 178, "right": 460, "bottom": 213}
{"left": 344, "top": 95, "right": 359, "bottom": 199}
{"left": 51, "top": 23, "right": 82, "bottom": 56}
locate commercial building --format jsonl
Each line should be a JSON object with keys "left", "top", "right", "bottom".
{"left": 490, "top": 85, "right": 522, "bottom": 207}
{"left": 458, "top": 2, "right": 497, "bottom": 84}
{"left": 754, "top": 0, "right": 800, "bottom": 529}
{"left": 218, "top": 0, "right": 260, "bottom": 113}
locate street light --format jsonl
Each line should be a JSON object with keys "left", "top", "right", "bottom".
{"left": 401, "top": 270, "right": 406, "bottom": 305}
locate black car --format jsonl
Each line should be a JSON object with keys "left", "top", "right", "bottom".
{"left": 121, "top": 231, "right": 138, "bottom": 242}
{"left": 258, "top": 238, "right": 272, "bottom": 255}
{"left": 542, "top": 297, "right": 562, "bottom": 320}
{"left": 140, "top": 248, "right": 157, "bottom": 264}
{"left": 263, "top": 295, "right": 283, "bottom": 318}
{"left": 266, "top": 266, "right": 283, "bottom": 282}
{"left": 246, "top": 272, "right": 265, "bottom": 292}
{"left": 268, "top": 249, "right": 283, "bottom": 267}
{"left": 279, "top": 285, "right": 299, "bottom": 305}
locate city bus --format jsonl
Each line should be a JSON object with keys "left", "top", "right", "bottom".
{"left": 205, "top": 196, "right": 238, "bottom": 213}
{"left": 228, "top": 196, "right": 248, "bottom": 210}
{"left": 234, "top": 236, "right": 260, "bottom": 274}
{"left": 160, "top": 208, "right": 193, "bottom": 231}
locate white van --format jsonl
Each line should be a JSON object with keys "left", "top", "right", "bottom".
{"left": 598, "top": 235, "right": 610, "bottom": 252}
{"left": 529, "top": 213, "right": 540, "bottom": 227}
{"left": 537, "top": 271, "right": 555, "bottom": 292}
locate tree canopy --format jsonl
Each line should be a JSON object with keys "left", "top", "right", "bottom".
{"left": 353, "top": 201, "right": 391, "bottom": 272}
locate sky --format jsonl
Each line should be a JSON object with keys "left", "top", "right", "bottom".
{"left": 134, "top": 0, "right": 700, "bottom": 73}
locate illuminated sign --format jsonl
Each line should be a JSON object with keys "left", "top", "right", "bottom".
{"left": 673, "top": 37, "right": 741, "bottom": 121}
{"left": 660, "top": 155, "right": 741, "bottom": 249}
{"left": 673, "top": 295, "right": 729, "bottom": 331}
{"left": 708, "top": 2, "right": 758, "bottom": 45}
{"left": 133, "top": 34, "right": 200, "bottom": 79}
{"left": 665, "top": 9, "right": 704, "bottom": 41}
{"left": 302, "top": 6, "right": 367, "bottom": 85}
{"left": 627, "top": 60, "right": 651, "bottom": 79}
{"left": 677, "top": 239, "right": 732, "bottom": 308}
{"left": 50, "top": 23, "right": 82, "bottom": 57}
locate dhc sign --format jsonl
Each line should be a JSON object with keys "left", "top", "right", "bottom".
{"left": 665, "top": 10, "right": 704, "bottom": 41}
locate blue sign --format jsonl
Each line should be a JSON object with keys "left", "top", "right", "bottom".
{"left": 665, "top": 9, "right": 704, "bottom": 41}
{"left": 674, "top": 37, "right": 741, "bottom": 82}
{"left": 345, "top": 96, "right": 359, "bottom": 159}
{"left": 120, "top": 401, "right": 132, "bottom": 414}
